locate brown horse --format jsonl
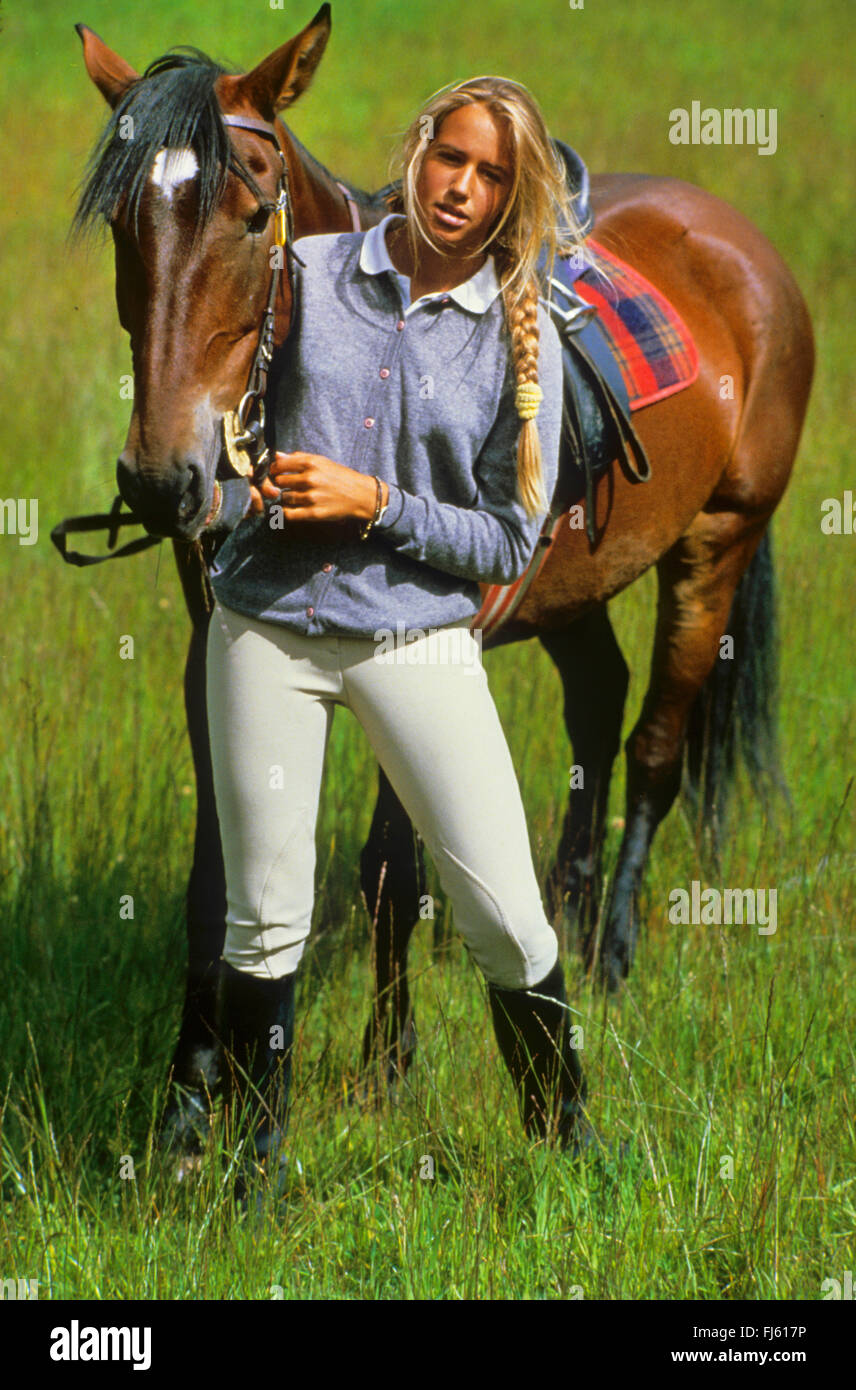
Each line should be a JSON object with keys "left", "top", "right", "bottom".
{"left": 71, "top": 6, "right": 813, "bottom": 1157}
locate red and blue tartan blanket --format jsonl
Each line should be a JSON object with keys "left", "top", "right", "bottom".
{"left": 575, "top": 239, "right": 698, "bottom": 409}
{"left": 472, "top": 242, "right": 698, "bottom": 640}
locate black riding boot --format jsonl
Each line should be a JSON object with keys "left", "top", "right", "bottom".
{"left": 219, "top": 961, "right": 295, "bottom": 1180}
{"left": 488, "top": 959, "right": 593, "bottom": 1154}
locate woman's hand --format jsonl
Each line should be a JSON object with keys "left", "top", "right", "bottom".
{"left": 249, "top": 452, "right": 388, "bottom": 522}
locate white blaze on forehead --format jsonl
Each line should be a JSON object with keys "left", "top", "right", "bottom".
{"left": 150, "top": 147, "right": 199, "bottom": 200}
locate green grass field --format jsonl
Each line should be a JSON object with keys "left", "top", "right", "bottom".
{"left": 1, "top": 0, "right": 854, "bottom": 1301}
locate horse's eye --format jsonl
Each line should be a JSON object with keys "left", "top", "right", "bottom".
{"left": 246, "top": 205, "right": 272, "bottom": 236}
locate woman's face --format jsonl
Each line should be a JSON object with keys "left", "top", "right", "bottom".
{"left": 415, "top": 102, "right": 514, "bottom": 257}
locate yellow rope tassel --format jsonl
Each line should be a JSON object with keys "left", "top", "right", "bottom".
{"left": 515, "top": 381, "right": 543, "bottom": 420}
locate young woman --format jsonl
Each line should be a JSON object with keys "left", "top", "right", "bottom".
{"left": 206, "top": 76, "right": 593, "bottom": 1174}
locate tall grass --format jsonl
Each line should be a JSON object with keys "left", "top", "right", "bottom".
{"left": 1, "top": 0, "right": 853, "bottom": 1298}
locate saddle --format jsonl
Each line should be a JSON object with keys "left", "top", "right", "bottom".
{"left": 538, "top": 141, "right": 650, "bottom": 544}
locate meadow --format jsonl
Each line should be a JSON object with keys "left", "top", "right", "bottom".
{"left": 1, "top": 0, "right": 853, "bottom": 1300}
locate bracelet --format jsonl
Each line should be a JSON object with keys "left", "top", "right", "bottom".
{"left": 359, "top": 475, "right": 388, "bottom": 540}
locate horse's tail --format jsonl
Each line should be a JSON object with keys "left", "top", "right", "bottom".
{"left": 683, "top": 529, "right": 788, "bottom": 843}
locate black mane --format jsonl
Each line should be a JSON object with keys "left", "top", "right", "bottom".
{"left": 73, "top": 48, "right": 262, "bottom": 237}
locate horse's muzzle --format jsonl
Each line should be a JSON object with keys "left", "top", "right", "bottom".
{"left": 116, "top": 453, "right": 212, "bottom": 540}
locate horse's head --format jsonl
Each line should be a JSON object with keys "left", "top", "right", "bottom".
{"left": 75, "top": 7, "right": 332, "bottom": 540}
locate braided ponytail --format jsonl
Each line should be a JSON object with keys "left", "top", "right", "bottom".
{"left": 497, "top": 250, "right": 547, "bottom": 518}
{"left": 395, "top": 76, "right": 590, "bottom": 519}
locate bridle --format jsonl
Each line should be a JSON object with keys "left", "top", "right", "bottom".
{"left": 216, "top": 116, "right": 360, "bottom": 497}
{"left": 216, "top": 113, "right": 298, "bottom": 494}
{"left": 52, "top": 108, "right": 306, "bottom": 564}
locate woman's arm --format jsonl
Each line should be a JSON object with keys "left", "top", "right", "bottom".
{"left": 250, "top": 302, "right": 564, "bottom": 586}
{"left": 373, "top": 310, "right": 564, "bottom": 585}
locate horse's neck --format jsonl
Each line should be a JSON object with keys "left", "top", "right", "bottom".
{"left": 279, "top": 123, "right": 385, "bottom": 236}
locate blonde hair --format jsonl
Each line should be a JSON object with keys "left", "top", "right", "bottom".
{"left": 394, "top": 77, "right": 589, "bottom": 518}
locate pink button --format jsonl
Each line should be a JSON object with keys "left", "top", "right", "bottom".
{"left": 322, "top": 563, "right": 332, "bottom": 573}
{"left": 396, "top": 319, "right": 405, "bottom": 331}
{"left": 441, "top": 295, "right": 450, "bottom": 304}
{"left": 364, "top": 417, "right": 374, "bottom": 428}
{"left": 379, "top": 367, "right": 390, "bottom": 379}
{"left": 306, "top": 606, "right": 315, "bottom": 618}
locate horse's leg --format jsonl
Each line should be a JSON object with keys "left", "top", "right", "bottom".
{"left": 358, "top": 767, "right": 424, "bottom": 1089}
{"left": 539, "top": 606, "right": 629, "bottom": 948}
{"left": 159, "top": 541, "right": 226, "bottom": 1154}
{"left": 596, "top": 233, "right": 813, "bottom": 994}
{"left": 597, "top": 515, "right": 772, "bottom": 990}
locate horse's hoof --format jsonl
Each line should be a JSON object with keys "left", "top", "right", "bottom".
{"left": 579, "top": 926, "right": 598, "bottom": 973}
{"left": 561, "top": 1115, "right": 633, "bottom": 1171}
{"left": 231, "top": 1147, "right": 300, "bottom": 1213}
{"left": 592, "top": 926, "right": 632, "bottom": 992}
{"left": 342, "top": 1075, "right": 384, "bottom": 1112}
{"left": 343, "top": 1057, "right": 413, "bottom": 1112}
{"left": 563, "top": 1121, "right": 605, "bottom": 1161}
{"left": 558, "top": 876, "right": 602, "bottom": 944}
{"left": 354, "top": 1019, "right": 418, "bottom": 1109}
{"left": 172, "top": 1151, "right": 206, "bottom": 1183}
{"left": 158, "top": 1088, "right": 213, "bottom": 1159}
{"left": 599, "top": 952, "right": 625, "bottom": 994}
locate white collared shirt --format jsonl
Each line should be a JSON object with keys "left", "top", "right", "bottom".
{"left": 359, "top": 213, "right": 502, "bottom": 316}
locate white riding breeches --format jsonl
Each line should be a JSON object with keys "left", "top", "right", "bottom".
{"left": 205, "top": 600, "right": 559, "bottom": 989}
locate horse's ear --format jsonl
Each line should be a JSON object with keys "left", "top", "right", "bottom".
{"left": 76, "top": 24, "right": 139, "bottom": 108}
{"left": 234, "top": 4, "right": 332, "bottom": 116}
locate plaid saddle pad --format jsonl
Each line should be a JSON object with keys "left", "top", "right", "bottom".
{"left": 575, "top": 240, "right": 698, "bottom": 409}
{"left": 472, "top": 240, "right": 699, "bottom": 641}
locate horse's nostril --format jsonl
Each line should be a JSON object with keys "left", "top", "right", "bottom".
{"left": 178, "top": 463, "right": 205, "bottom": 523}
{"left": 114, "top": 456, "right": 209, "bottom": 537}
